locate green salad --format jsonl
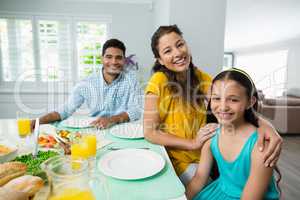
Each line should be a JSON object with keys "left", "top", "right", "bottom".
{"left": 13, "top": 150, "right": 58, "bottom": 180}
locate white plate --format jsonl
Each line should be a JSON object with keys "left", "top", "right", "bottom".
{"left": 60, "top": 117, "right": 97, "bottom": 128}
{"left": 109, "top": 123, "right": 144, "bottom": 139}
{"left": 98, "top": 148, "right": 165, "bottom": 180}
{"left": 0, "top": 140, "right": 18, "bottom": 163}
{"left": 39, "top": 124, "right": 57, "bottom": 135}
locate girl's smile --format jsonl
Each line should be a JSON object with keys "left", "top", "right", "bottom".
{"left": 211, "top": 79, "right": 252, "bottom": 126}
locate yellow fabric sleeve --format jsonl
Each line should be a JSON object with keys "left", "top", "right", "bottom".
{"left": 144, "top": 72, "right": 168, "bottom": 96}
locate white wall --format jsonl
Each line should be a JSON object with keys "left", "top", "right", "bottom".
{"left": 233, "top": 37, "right": 300, "bottom": 91}
{"left": 286, "top": 41, "right": 300, "bottom": 89}
{"left": 169, "top": 0, "right": 226, "bottom": 76}
{"left": 153, "top": 0, "right": 170, "bottom": 28}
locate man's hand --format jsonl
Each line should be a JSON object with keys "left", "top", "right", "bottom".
{"left": 257, "top": 121, "right": 283, "bottom": 167}
{"left": 90, "top": 117, "right": 113, "bottom": 129}
{"left": 29, "top": 112, "right": 61, "bottom": 132}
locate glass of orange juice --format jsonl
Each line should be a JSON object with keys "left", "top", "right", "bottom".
{"left": 84, "top": 133, "right": 97, "bottom": 173}
{"left": 16, "top": 111, "right": 32, "bottom": 137}
{"left": 71, "top": 141, "right": 90, "bottom": 159}
{"left": 71, "top": 131, "right": 97, "bottom": 173}
{"left": 84, "top": 134, "right": 97, "bottom": 157}
{"left": 71, "top": 132, "right": 97, "bottom": 158}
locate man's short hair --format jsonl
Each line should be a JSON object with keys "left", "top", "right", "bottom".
{"left": 102, "top": 38, "right": 126, "bottom": 56}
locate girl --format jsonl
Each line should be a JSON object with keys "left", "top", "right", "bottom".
{"left": 143, "top": 24, "right": 282, "bottom": 185}
{"left": 186, "top": 68, "right": 280, "bottom": 200}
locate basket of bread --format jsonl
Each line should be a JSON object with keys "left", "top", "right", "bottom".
{"left": 0, "top": 162, "right": 44, "bottom": 200}
{"left": 0, "top": 150, "right": 59, "bottom": 200}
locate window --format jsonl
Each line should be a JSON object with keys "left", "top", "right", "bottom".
{"left": 77, "top": 22, "right": 107, "bottom": 79}
{"left": 0, "top": 18, "right": 34, "bottom": 81}
{"left": 223, "top": 52, "right": 234, "bottom": 69}
{"left": 235, "top": 50, "right": 288, "bottom": 97}
{"left": 0, "top": 14, "right": 108, "bottom": 84}
{"left": 38, "top": 20, "right": 70, "bottom": 81}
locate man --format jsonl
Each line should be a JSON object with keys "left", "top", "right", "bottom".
{"left": 32, "top": 39, "right": 142, "bottom": 129}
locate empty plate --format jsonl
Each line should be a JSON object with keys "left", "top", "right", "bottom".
{"left": 109, "top": 123, "right": 144, "bottom": 139}
{"left": 98, "top": 148, "right": 165, "bottom": 180}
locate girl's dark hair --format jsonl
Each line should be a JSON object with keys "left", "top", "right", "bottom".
{"left": 206, "top": 68, "right": 259, "bottom": 127}
{"left": 150, "top": 25, "right": 204, "bottom": 106}
{"left": 206, "top": 68, "right": 282, "bottom": 194}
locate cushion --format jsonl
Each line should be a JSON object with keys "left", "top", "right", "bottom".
{"left": 264, "top": 96, "right": 300, "bottom": 106}
{"left": 285, "top": 88, "right": 300, "bottom": 97}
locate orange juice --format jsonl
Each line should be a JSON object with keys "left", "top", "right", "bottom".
{"left": 17, "top": 118, "right": 31, "bottom": 137}
{"left": 49, "top": 188, "right": 95, "bottom": 200}
{"left": 84, "top": 135, "right": 97, "bottom": 156}
{"left": 71, "top": 135, "right": 97, "bottom": 159}
{"left": 71, "top": 142, "right": 90, "bottom": 159}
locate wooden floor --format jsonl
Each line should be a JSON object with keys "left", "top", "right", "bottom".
{"left": 278, "top": 135, "right": 300, "bottom": 200}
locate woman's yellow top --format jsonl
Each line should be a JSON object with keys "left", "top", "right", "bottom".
{"left": 145, "top": 68, "right": 212, "bottom": 175}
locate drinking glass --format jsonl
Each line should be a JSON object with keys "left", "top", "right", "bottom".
{"left": 16, "top": 111, "right": 32, "bottom": 137}
{"left": 71, "top": 130, "right": 97, "bottom": 173}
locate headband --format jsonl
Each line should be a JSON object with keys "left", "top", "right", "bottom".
{"left": 225, "top": 67, "right": 255, "bottom": 88}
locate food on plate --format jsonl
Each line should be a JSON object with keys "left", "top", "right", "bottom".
{"left": 58, "top": 130, "right": 70, "bottom": 139}
{"left": 13, "top": 150, "right": 59, "bottom": 180}
{"left": 0, "top": 144, "right": 12, "bottom": 156}
{"left": 0, "top": 161, "right": 27, "bottom": 186}
{"left": 57, "top": 130, "right": 82, "bottom": 142}
{"left": 38, "top": 134, "right": 58, "bottom": 148}
{"left": 3, "top": 175, "right": 44, "bottom": 197}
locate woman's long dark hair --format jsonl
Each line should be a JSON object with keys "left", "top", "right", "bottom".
{"left": 151, "top": 25, "right": 204, "bottom": 107}
{"left": 206, "top": 68, "right": 281, "bottom": 194}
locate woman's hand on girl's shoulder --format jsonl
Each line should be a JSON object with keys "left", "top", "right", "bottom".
{"left": 191, "top": 123, "right": 219, "bottom": 150}
{"left": 257, "top": 119, "right": 283, "bottom": 167}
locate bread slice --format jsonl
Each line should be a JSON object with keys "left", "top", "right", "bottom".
{"left": 0, "top": 161, "right": 27, "bottom": 186}
{"left": 4, "top": 175, "right": 44, "bottom": 197}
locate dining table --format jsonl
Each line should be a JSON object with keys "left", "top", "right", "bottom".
{"left": 0, "top": 118, "right": 187, "bottom": 200}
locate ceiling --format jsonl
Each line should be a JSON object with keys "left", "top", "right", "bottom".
{"left": 225, "top": 0, "right": 300, "bottom": 51}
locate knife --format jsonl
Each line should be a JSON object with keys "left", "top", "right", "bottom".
{"left": 32, "top": 118, "right": 40, "bottom": 157}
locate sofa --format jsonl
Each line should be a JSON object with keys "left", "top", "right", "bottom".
{"left": 257, "top": 89, "right": 300, "bottom": 134}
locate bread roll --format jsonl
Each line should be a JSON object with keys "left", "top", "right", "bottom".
{"left": 0, "top": 162, "right": 27, "bottom": 186}
{"left": 3, "top": 175, "right": 44, "bottom": 197}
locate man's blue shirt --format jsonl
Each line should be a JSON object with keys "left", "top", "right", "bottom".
{"left": 56, "top": 68, "right": 142, "bottom": 121}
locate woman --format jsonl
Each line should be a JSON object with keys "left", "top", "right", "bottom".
{"left": 143, "top": 25, "right": 282, "bottom": 185}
